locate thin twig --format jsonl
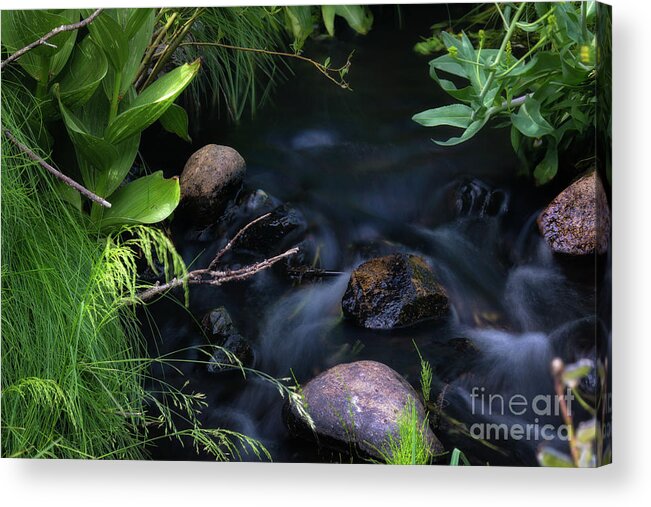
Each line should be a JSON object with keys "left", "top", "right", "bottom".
{"left": 3, "top": 128, "right": 111, "bottom": 208}
{"left": 178, "top": 41, "right": 354, "bottom": 90}
{"left": 551, "top": 358, "right": 580, "bottom": 466}
{"left": 137, "top": 247, "right": 298, "bottom": 302}
{"left": 208, "top": 212, "right": 271, "bottom": 269}
{"left": 1, "top": 9, "right": 103, "bottom": 70}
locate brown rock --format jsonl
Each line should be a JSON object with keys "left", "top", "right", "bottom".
{"left": 537, "top": 170, "right": 610, "bottom": 255}
{"left": 180, "top": 144, "right": 246, "bottom": 223}
{"left": 342, "top": 254, "right": 449, "bottom": 329}
{"left": 287, "top": 360, "right": 443, "bottom": 460}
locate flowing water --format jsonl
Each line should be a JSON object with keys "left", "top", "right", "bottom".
{"left": 141, "top": 6, "right": 610, "bottom": 464}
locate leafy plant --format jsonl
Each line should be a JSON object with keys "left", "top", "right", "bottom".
{"left": 413, "top": 340, "right": 433, "bottom": 403}
{"left": 413, "top": 2, "right": 605, "bottom": 185}
{"left": 1, "top": 9, "right": 199, "bottom": 229}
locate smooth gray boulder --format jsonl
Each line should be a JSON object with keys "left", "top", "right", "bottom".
{"left": 286, "top": 360, "right": 444, "bottom": 461}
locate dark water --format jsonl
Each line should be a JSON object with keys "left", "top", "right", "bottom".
{"left": 141, "top": 6, "right": 609, "bottom": 465}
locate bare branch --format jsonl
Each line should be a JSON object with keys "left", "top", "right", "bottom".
{"left": 208, "top": 211, "right": 271, "bottom": 270}
{"left": 3, "top": 128, "right": 111, "bottom": 208}
{"left": 137, "top": 247, "right": 299, "bottom": 303}
{"left": 178, "top": 41, "right": 354, "bottom": 91}
{"left": 1, "top": 9, "right": 104, "bottom": 70}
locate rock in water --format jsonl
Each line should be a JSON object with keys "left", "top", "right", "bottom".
{"left": 286, "top": 360, "right": 443, "bottom": 460}
{"left": 342, "top": 254, "right": 449, "bottom": 329}
{"left": 537, "top": 170, "right": 610, "bottom": 255}
{"left": 180, "top": 144, "right": 246, "bottom": 223}
{"left": 201, "top": 307, "right": 254, "bottom": 371}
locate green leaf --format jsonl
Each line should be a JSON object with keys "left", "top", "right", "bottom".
{"left": 104, "top": 60, "right": 200, "bottom": 144}
{"left": 120, "top": 9, "right": 156, "bottom": 95}
{"left": 56, "top": 35, "right": 108, "bottom": 108}
{"left": 100, "top": 171, "right": 180, "bottom": 228}
{"left": 412, "top": 104, "right": 474, "bottom": 129}
{"left": 324, "top": 5, "right": 373, "bottom": 35}
{"left": 284, "top": 6, "right": 314, "bottom": 51}
{"left": 1, "top": 10, "right": 79, "bottom": 83}
{"left": 511, "top": 98, "right": 554, "bottom": 138}
{"left": 160, "top": 104, "right": 191, "bottom": 142}
{"left": 576, "top": 419, "right": 597, "bottom": 445}
{"left": 87, "top": 10, "right": 129, "bottom": 71}
{"left": 537, "top": 447, "right": 575, "bottom": 467}
{"left": 321, "top": 6, "right": 336, "bottom": 36}
{"left": 434, "top": 116, "right": 489, "bottom": 146}
{"left": 533, "top": 138, "right": 558, "bottom": 185}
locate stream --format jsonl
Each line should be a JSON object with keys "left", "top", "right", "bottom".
{"left": 140, "top": 5, "right": 609, "bottom": 465}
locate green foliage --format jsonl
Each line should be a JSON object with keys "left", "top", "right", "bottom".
{"left": 0, "top": 9, "right": 199, "bottom": 228}
{"left": 449, "top": 447, "right": 471, "bottom": 466}
{"left": 283, "top": 5, "right": 373, "bottom": 52}
{"left": 413, "top": 341, "right": 433, "bottom": 403}
{"left": 375, "top": 398, "right": 434, "bottom": 465}
{"left": 414, "top": 2, "right": 605, "bottom": 185}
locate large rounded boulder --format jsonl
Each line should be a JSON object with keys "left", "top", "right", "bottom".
{"left": 286, "top": 360, "right": 443, "bottom": 461}
{"left": 180, "top": 144, "right": 246, "bottom": 223}
{"left": 537, "top": 170, "right": 610, "bottom": 255}
{"left": 342, "top": 254, "right": 449, "bottom": 329}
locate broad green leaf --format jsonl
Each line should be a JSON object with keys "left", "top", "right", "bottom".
{"left": 105, "top": 60, "right": 200, "bottom": 144}
{"left": 321, "top": 6, "right": 337, "bottom": 36}
{"left": 284, "top": 6, "right": 314, "bottom": 51}
{"left": 100, "top": 171, "right": 180, "bottom": 228}
{"left": 434, "top": 116, "right": 489, "bottom": 146}
{"left": 87, "top": 10, "right": 129, "bottom": 70}
{"left": 412, "top": 104, "right": 474, "bottom": 129}
{"left": 1, "top": 10, "right": 79, "bottom": 83}
{"left": 533, "top": 138, "right": 558, "bottom": 185}
{"left": 56, "top": 36, "right": 108, "bottom": 108}
{"left": 537, "top": 447, "right": 575, "bottom": 468}
{"left": 57, "top": 94, "right": 117, "bottom": 178}
{"left": 322, "top": 5, "right": 373, "bottom": 36}
{"left": 120, "top": 9, "right": 156, "bottom": 95}
{"left": 511, "top": 98, "right": 554, "bottom": 138}
{"left": 160, "top": 104, "right": 191, "bottom": 142}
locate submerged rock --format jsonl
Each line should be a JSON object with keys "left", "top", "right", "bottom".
{"left": 286, "top": 360, "right": 443, "bottom": 461}
{"left": 235, "top": 204, "right": 308, "bottom": 257}
{"left": 180, "top": 144, "right": 246, "bottom": 223}
{"left": 537, "top": 170, "right": 610, "bottom": 255}
{"left": 342, "top": 254, "right": 449, "bottom": 329}
{"left": 202, "top": 307, "right": 254, "bottom": 371}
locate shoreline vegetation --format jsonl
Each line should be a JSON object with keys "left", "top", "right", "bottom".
{"left": 1, "top": 4, "right": 610, "bottom": 466}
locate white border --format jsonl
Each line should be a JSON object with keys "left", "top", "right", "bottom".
{"left": 2, "top": 0, "right": 651, "bottom": 505}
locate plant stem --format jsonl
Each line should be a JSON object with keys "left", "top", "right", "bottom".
{"left": 109, "top": 70, "right": 123, "bottom": 124}
{"left": 478, "top": 2, "right": 527, "bottom": 102}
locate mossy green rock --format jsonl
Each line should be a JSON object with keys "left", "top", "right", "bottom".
{"left": 342, "top": 254, "right": 449, "bottom": 329}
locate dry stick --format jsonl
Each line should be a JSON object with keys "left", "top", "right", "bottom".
{"left": 1, "top": 9, "right": 104, "bottom": 70}
{"left": 208, "top": 211, "right": 271, "bottom": 270}
{"left": 3, "top": 129, "right": 111, "bottom": 208}
{"left": 137, "top": 247, "right": 299, "bottom": 302}
{"left": 178, "top": 41, "right": 354, "bottom": 90}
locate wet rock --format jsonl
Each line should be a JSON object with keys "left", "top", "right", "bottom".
{"left": 202, "top": 307, "right": 254, "bottom": 371}
{"left": 342, "top": 254, "right": 449, "bottom": 329}
{"left": 449, "top": 178, "right": 509, "bottom": 218}
{"left": 286, "top": 360, "right": 443, "bottom": 461}
{"left": 180, "top": 144, "right": 246, "bottom": 223}
{"left": 537, "top": 170, "right": 610, "bottom": 255}
{"left": 202, "top": 307, "right": 236, "bottom": 337}
{"left": 235, "top": 204, "right": 308, "bottom": 257}
{"left": 207, "top": 334, "right": 254, "bottom": 372}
